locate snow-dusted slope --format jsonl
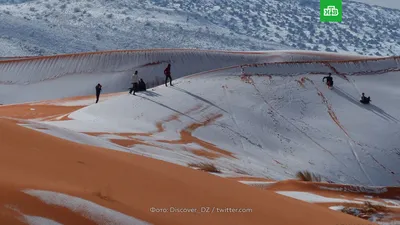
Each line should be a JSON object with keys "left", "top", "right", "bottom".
{"left": 0, "top": 0, "right": 289, "bottom": 56}
{"left": 351, "top": 0, "right": 400, "bottom": 10}
{"left": 0, "top": 0, "right": 399, "bottom": 56}
{"left": 7, "top": 51, "right": 397, "bottom": 187}
{"left": 145, "top": 0, "right": 400, "bottom": 56}
{"left": 0, "top": 49, "right": 374, "bottom": 104}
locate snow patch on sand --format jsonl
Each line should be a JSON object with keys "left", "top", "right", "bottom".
{"left": 23, "top": 215, "right": 63, "bottom": 225}
{"left": 239, "top": 181, "right": 276, "bottom": 185}
{"left": 239, "top": 181, "right": 276, "bottom": 188}
{"left": 382, "top": 199, "right": 400, "bottom": 206}
{"left": 318, "top": 185, "right": 388, "bottom": 194}
{"left": 329, "top": 205, "right": 345, "bottom": 211}
{"left": 276, "top": 191, "right": 364, "bottom": 203}
{"left": 23, "top": 189, "right": 152, "bottom": 225}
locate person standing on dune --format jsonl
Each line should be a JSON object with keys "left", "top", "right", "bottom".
{"left": 164, "top": 63, "right": 173, "bottom": 87}
{"left": 95, "top": 83, "right": 102, "bottom": 103}
{"left": 129, "top": 70, "right": 139, "bottom": 95}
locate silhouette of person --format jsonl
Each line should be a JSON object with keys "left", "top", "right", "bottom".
{"left": 95, "top": 83, "right": 102, "bottom": 103}
{"left": 322, "top": 73, "right": 333, "bottom": 87}
{"left": 130, "top": 71, "right": 139, "bottom": 95}
{"left": 164, "top": 64, "right": 173, "bottom": 87}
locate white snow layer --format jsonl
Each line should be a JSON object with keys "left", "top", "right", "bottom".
{"left": 329, "top": 206, "right": 345, "bottom": 211}
{"left": 23, "top": 215, "right": 63, "bottom": 225}
{"left": 23, "top": 189, "right": 151, "bottom": 225}
{"left": 238, "top": 181, "right": 276, "bottom": 185}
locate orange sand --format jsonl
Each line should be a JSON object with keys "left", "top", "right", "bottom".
{"left": 0, "top": 104, "right": 82, "bottom": 120}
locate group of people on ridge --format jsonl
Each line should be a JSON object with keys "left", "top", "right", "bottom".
{"left": 95, "top": 63, "right": 174, "bottom": 103}
{"left": 322, "top": 73, "right": 370, "bottom": 104}
{"left": 97, "top": 67, "right": 372, "bottom": 105}
{"left": 129, "top": 63, "right": 173, "bottom": 95}
{"left": 129, "top": 70, "right": 147, "bottom": 95}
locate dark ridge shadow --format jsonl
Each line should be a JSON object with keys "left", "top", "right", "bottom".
{"left": 138, "top": 90, "right": 161, "bottom": 97}
{"left": 139, "top": 95, "right": 199, "bottom": 122}
{"left": 332, "top": 87, "right": 400, "bottom": 123}
{"left": 170, "top": 86, "right": 229, "bottom": 113}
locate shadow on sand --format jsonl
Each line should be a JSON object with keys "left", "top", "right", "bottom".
{"left": 332, "top": 87, "right": 400, "bottom": 123}
{"left": 170, "top": 86, "right": 228, "bottom": 113}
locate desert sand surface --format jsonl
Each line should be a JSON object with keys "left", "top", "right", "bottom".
{"left": 0, "top": 117, "right": 375, "bottom": 225}
{"left": 0, "top": 104, "right": 82, "bottom": 120}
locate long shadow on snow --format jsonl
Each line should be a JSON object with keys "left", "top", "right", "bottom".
{"left": 139, "top": 90, "right": 161, "bottom": 97}
{"left": 138, "top": 95, "right": 200, "bottom": 122}
{"left": 170, "top": 86, "right": 229, "bottom": 113}
{"left": 332, "top": 87, "right": 400, "bottom": 123}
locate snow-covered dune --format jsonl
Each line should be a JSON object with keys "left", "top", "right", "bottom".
{"left": 1, "top": 49, "right": 399, "bottom": 186}
{"left": 34, "top": 70, "right": 398, "bottom": 186}
{"left": 0, "top": 49, "right": 375, "bottom": 104}
{"left": 4, "top": 50, "right": 394, "bottom": 188}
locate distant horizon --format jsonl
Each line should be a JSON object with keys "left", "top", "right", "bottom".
{"left": 1, "top": 48, "right": 398, "bottom": 59}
